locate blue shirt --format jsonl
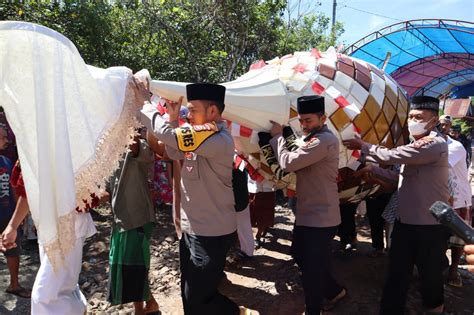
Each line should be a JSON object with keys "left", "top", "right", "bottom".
{"left": 0, "top": 155, "right": 15, "bottom": 220}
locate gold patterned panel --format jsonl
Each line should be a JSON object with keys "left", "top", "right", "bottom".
{"left": 382, "top": 98, "right": 396, "bottom": 124}
{"left": 385, "top": 86, "right": 398, "bottom": 109}
{"left": 401, "top": 126, "right": 410, "bottom": 144}
{"left": 396, "top": 134, "right": 405, "bottom": 146}
{"left": 374, "top": 113, "right": 389, "bottom": 141}
{"left": 381, "top": 133, "right": 395, "bottom": 149}
{"left": 364, "top": 95, "right": 381, "bottom": 122}
{"left": 353, "top": 110, "right": 372, "bottom": 136}
{"left": 397, "top": 101, "right": 408, "bottom": 127}
{"left": 330, "top": 109, "right": 351, "bottom": 131}
{"left": 398, "top": 91, "right": 409, "bottom": 113}
{"left": 390, "top": 117, "right": 402, "bottom": 144}
{"left": 362, "top": 128, "right": 379, "bottom": 145}
{"left": 290, "top": 108, "right": 298, "bottom": 118}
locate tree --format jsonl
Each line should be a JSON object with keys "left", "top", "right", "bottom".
{"left": 0, "top": 1, "right": 344, "bottom": 82}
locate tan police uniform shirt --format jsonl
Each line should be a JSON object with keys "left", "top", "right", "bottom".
{"left": 141, "top": 103, "right": 236, "bottom": 236}
{"left": 361, "top": 131, "right": 449, "bottom": 225}
{"left": 270, "top": 125, "right": 341, "bottom": 228}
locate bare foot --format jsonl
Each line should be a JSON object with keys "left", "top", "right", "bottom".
{"left": 144, "top": 296, "right": 160, "bottom": 314}
{"left": 133, "top": 301, "right": 145, "bottom": 315}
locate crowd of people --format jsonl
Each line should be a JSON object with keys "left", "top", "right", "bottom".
{"left": 0, "top": 76, "right": 474, "bottom": 315}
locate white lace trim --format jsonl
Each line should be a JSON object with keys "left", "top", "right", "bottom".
{"left": 44, "top": 84, "right": 141, "bottom": 271}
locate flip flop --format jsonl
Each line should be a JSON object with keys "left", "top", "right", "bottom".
{"left": 6, "top": 286, "right": 31, "bottom": 298}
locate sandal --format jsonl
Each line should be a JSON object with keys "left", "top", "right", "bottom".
{"left": 6, "top": 286, "right": 31, "bottom": 298}
{"left": 323, "top": 287, "right": 347, "bottom": 311}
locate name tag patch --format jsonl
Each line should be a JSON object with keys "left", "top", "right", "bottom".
{"left": 175, "top": 122, "right": 218, "bottom": 152}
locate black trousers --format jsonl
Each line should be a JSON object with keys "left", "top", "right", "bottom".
{"left": 292, "top": 225, "right": 343, "bottom": 315}
{"left": 180, "top": 232, "right": 239, "bottom": 315}
{"left": 380, "top": 221, "right": 449, "bottom": 314}
{"left": 366, "top": 193, "right": 392, "bottom": 250}
{"left": 338, "top": 203, "right": 358, "bottom": 245}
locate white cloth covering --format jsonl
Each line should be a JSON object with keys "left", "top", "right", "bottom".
{"left": 32, "top": 236, "right": 88, "bottom": 315}
{"left": 447, "top": 136, "right": 472, "bottom": 209}
{"left": 236, "top": 206, "right": 255, "bottom": 257}
{"left": 0, "top": 21, "right": 139, "bottom": 268}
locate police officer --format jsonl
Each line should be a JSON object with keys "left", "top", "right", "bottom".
{"left": 343, "top": 96, "right": 449, "bottom": 314}
{"left": 135, "top": 80, "right": 246, "bottom": 315}
{"left": 269, "top": 95, "right": 346, "bottom": 315}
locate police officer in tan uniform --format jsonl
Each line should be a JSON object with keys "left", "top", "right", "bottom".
{"left": 135, "top": 81, "right": 245, "bottom": 315}
{"left": 344, "top": 96, "right": 449, "bottom": 314}
{"left": 269, "top": 95, "right": 346, "bottom": 314}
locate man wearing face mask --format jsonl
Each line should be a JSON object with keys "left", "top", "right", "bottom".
{"left": 343, "top": 96, "right": 449, "bottom": 314}
{"left": 269, "top": 95, "right": 346, "bottom": 315}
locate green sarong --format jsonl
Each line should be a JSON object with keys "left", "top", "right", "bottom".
{"left": 108, "top": 222, "right": 153, "bottom": 305}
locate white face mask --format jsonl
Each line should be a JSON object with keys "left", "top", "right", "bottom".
{"left": 408, "top": 120, "right": 428, "bottom": 137}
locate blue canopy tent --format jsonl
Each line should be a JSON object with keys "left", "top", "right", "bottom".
{"left": 344, "top": 19, "right": 474, "bottom": 99}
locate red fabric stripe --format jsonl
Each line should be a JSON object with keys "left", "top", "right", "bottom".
{"left": 311, "top": 48, "right": 322, "bottom": 58}
{"left": 352, "top": 124, "right": 362, "bottom": 134}
{"left": 250, "top": 60, "right": 266, "bottom": 70}
{"left": 335, "top": 95, "right": 350, "bottom": 108}
{"left": 240, "top": 125, "right": 253, "bottom": 138}
{"left": 293, "top": 63, "right": 307, "bottom": 73}
{"left": 311, "top": 82, "right": 325, "bottom": 95}
{"left": 234, "top": 155, "right": 244, "bottom": 169}
{"left": 156, "top": 102, "right": 166, "bottom": 116}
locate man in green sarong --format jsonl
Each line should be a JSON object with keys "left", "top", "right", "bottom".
{"left": 105, "top": 131, "right": 159, "bottom": 315}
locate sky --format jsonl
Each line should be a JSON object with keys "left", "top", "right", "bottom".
{"left": 302, "top": 0, "right": 474, "bottom": 47}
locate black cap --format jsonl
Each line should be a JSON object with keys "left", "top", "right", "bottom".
{"left": 186, "top": 83, "right": 226, "bottom": 103}
{"left": 297, "top": 95, "right": 325, "bottom": 114}
{"left": 410, "top": 96, "right": 439, "bottom": 112}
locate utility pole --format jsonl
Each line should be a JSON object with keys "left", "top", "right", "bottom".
{"left": 332, "top": 0, "right": 337, "bottom": 28}
{"left": 331, "top": 0, "right": 337, "bottom": 40}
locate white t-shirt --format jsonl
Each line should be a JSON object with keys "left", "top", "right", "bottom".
{"left": 447, "top": 136, "right": 472, "bottom": 209}
{"left": 247, "top": 177, "right": 275, "bottom": 194}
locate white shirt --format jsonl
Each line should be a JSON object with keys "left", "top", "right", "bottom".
{"left": 247, "top": 177, "right": 275, "bottom": 194}
{"left": 75, "top": 212, "right": 96, "bottom": 239}
{"left": 447, "top": 136, "right": 472, "bottom": 209}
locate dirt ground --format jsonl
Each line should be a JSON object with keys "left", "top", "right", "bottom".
{"left": 1, "top": 204, "right": 474, "bottom": 315}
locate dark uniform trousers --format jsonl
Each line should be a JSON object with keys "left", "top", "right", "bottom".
{"left": 180, "top": 231, "right": 239, "bottom": 315}
{"left": 366, "top": 193, "right": 392, "bottom": 250}
{"left": 338, "top": 203, "right": 358, "bottom": 246}
{"left": 380, "top": 221, "right": 449, "bottom": 314}
{"left": 292, "top": 225, "right": 343, "bottom": 315}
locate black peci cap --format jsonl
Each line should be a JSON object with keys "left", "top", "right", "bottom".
{"left": 410, "top": 95, "right": 440, "bottom": 112}
{"left": 297, "top": 95, "right": 325, "bottom": 114}
{"left": 186, "top": 83, "right": 226, "bottom": 103}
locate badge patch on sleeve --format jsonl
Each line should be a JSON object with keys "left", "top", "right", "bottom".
{"left": 303, "top": 137, "right": 320, "bottom": 149}
{"left": 175, "top": 122, "right": 218, "bottom": 152}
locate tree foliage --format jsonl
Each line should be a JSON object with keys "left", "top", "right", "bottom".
{"left": 0, "top": 1, "right": 344, "bottom": 82}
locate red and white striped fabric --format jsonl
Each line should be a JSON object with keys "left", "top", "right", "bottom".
{"left": 227, "top": 121, "right": 259, "bottom": 144}
{"left": 311, "top": 83, "right": 361, "bottom": 120}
